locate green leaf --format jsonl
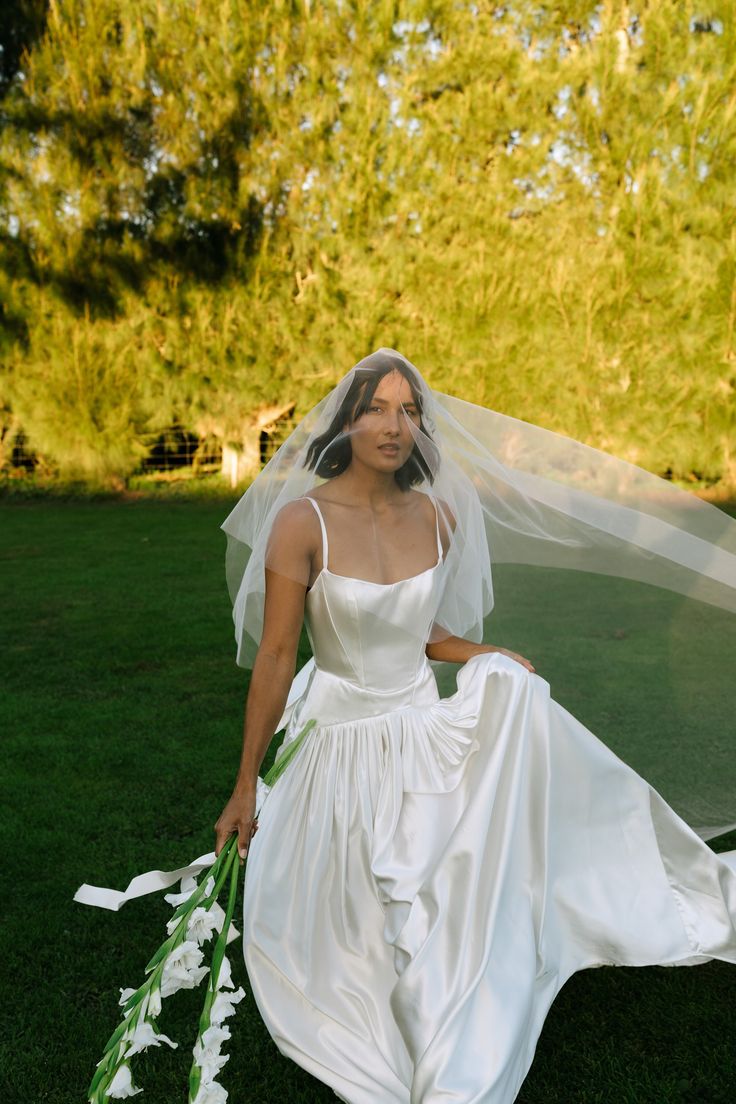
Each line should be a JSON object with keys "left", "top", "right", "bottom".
{"left": 262, "top": 718, "right": 316, "bottom": 788}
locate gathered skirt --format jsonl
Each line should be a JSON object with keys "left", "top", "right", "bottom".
{"left": 241, "top": 652, "right": 736, "bottom": 1104}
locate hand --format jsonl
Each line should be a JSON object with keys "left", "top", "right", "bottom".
{"left": 494, "top": 646, "right": 536, "bottom": 674}
{"left": 214, "top": 786, "right": 259, "bottom": 863}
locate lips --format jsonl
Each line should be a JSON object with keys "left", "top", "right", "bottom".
{"left": 379, "top": 444, "right": 400, "bottom": 453}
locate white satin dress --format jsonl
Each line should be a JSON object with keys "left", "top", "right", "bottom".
{"left": 241, "top": 496, "right": 736, "bottom": 1104}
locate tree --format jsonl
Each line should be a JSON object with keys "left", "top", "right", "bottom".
{"left": 1, "top": 1, "right": 734, "bottom": 485}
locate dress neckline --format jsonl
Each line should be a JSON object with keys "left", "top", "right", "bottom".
{"left": 308, "top": 555, "right": 442, "bottom": 594}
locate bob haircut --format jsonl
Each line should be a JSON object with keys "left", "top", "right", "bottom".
{"left": 304, "top": 356, "right": 438, "bottom": 490}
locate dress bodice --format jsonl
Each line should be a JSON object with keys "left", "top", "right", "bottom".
{"left": 303, "top": 496, "right": 443, "bottom": 696}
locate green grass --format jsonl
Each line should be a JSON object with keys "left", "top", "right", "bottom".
{"left": 1, "top": 500, "right": 735, "bottom": 1104}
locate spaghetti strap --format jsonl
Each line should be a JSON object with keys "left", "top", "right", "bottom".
{"left": 305, "top": 497, "right": 329, "bottom": 570}
{"left": 429, "top": 495, "right": 443, "bottom": 560}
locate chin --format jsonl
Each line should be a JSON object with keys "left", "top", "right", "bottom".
{"left": 375, "top": 455, "right": 406, "bottom": 471}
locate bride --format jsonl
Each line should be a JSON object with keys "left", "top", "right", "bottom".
{"left": 214, "top": 349, "right": 736, "bottom": 1104}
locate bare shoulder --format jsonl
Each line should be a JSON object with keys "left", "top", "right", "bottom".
{"left": 268, "top": 497, "right": 322, "bottom": 558}
{"left": 415, "top": 490, "right": 456, "bottom": 533}
{"left": 435, "top": 495, "right": 457, "bottom": 531}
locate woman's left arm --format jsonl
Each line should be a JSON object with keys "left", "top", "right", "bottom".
{"left": 427, "top": 501, "right": 535, "bottom": 673}
{"left": 425, "top": 634, "right": 536, "bottom": 673}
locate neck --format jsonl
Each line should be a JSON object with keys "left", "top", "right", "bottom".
{"left": 337, "top": 459, "right": 402, "bottom": 507}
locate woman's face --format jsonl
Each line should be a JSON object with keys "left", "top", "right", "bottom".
{"left": 347, "top": 370, "right": 422, "bottom": 474}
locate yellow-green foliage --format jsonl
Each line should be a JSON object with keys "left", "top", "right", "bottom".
{"left": 1, "top": 1, "right": 734, "bottom": 483}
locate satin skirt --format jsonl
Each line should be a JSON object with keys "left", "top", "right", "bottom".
{"left": 241, "top": 652, "right": 736, "bottom": 1104}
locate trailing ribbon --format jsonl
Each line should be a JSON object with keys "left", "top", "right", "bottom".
{"left": 74, "top": 852, "right": 218, "bottom": 913}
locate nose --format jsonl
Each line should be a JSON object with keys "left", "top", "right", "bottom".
{"left": 385, "top": 407, "right": 404, "bottom": 436}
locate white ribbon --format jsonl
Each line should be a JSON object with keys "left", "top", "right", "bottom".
{"left": 74, "top": 852, "right": 216, "bottom": 912}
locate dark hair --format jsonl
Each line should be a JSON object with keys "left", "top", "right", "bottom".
{"left": 305, "top": 355, "right": 438, "bottom": 489}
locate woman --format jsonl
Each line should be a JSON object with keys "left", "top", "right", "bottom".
{"left": 215, "top": 349, "right": 736, "bottom": 1104}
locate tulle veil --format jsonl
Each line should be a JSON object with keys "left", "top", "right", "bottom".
{"left": 221, "top": 348, "right": 736, "bottom": 840}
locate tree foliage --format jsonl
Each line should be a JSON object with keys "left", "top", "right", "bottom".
{"left": 1, "top": 1, "right": 734, "bottom": 484}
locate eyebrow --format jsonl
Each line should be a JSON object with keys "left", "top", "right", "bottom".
{"left": 370, "top": 396, "right": 418, "bottom": 406}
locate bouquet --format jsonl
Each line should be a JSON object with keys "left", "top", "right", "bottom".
{"left": 75, "top": 718, "right": 316, "bottom": 1102}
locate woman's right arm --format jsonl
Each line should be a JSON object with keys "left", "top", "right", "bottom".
{"left": 214, "top": 501, "right": 317, "bottom": 860}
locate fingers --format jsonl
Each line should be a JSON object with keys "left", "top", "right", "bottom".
{"left": 238, "top": 819, "right": 260, "bottom": 862}
{"left": 511, "top": 652, "right": 535, "bottom": 674}
{"left": 213, "top": 825, "right": 231, "bottom": 858}
{"left": 214, "top": 819, "right": 241, "bottom": 857}
{"left": 214, "top": 807, "right": 260, "bottom": 863}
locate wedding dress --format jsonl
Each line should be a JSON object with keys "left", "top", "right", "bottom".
{"left": 241, "top": 495, "right": 736, "bottom": 1104}
{"left": 72, "top": 349, "right": 736, "bottom": 1102}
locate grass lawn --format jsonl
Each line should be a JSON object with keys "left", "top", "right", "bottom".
{"left": 1, "top": 499, "right": 734, "bottom": 1104}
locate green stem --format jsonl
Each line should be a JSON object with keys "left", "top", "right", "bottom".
{"left": 168, "top": 845, "right": 231, "bottom": 924}
{"left": 89, "top": 1038, "right": 125, "bottom": 1101}
{"left": 209, "top": 839, "right": 241, "bottom": 995}
{"left": 88, "top": 1049, "right": 113, "bottom": 1097}
{"left": 199, "top": 835, "right": 238, "bottom": 910}
{"left": 90, "top": 855, "right": 217, "bottom": 1098}
{"left": 261, "top": 718, "right": 316, "bottom": 789}
{"left": 188, "top": 839, "right": 241, "bottom": 1102}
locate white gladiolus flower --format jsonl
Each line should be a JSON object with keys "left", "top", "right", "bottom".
{"left": 106, "top": 1063, "right": 143, "bottom": 1098}
{"left": 118, "top": 988, "right": 150, "bottom": 1020}
{"left": 164, "top": 874, "right": 215, "bottom": 909}
{"left": 192, "top": 1024, "right": 231, "bottom": 1084}
{"left": 117, "top": 984, "right": 161, "bottom": 1017}
{"left": 163, "top": 874, "right": 198, "bottom": 908}
{"left": 210, "top": 986, "right": 245, "bottom": 1026}
{"left": 192, "top": 1078, "right": 228, "bottom": 1104}
{"left": 165, "top": 914, "right": 183, "bottom": 937}
{"left": 147, "top": 985, "right": 162, "bottom": 1017}
{"left": 187, "top": 905, "right": 223, "bottom": 944}
{"left": 216, "top": 954, "right": 235, "bottom": 990}
{"left": 166, "top": 903, "right": 225, "bottom": 943}
{"left": 89, "top": 846, "right": 249, "bottom": 1104}
{"left": 168, "top": 940, "right": 205, "bottom": 971}
{"left": 123, "top": 1019, "right": 178, "bottom": 1057}
{"left": 160, "top": 940, "right": 209, "bottom": 998}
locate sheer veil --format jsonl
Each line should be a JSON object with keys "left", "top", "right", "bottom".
{"left": 222, "top": 348, "right": 736, "bottom": 840}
